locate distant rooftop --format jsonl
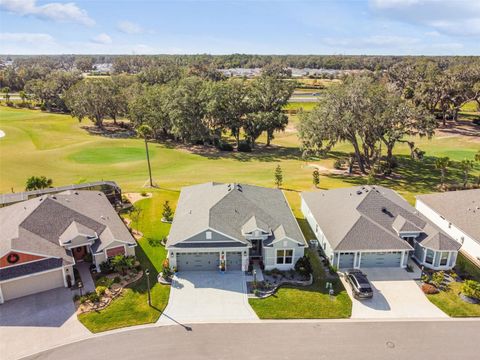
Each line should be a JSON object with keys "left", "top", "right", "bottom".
{"left": 0, "top": 181, "right": 121, "bottom": 207}
{"left": 417, "top": 189, "right": 480, "bottom": 243}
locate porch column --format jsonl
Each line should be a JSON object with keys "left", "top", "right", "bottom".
{"left": 357, "top": 252, "right": 362, "bottom": 268}
{"left": 336, "top": 252, "right": 340, "bottom": 269}
{"left": 400, "top": 251, "right": 406, "bottom": 268}
{"left": 0, "top": 285, "right": 4, "bottom": 304}
{"left": 353, "top": 252, "right": 358, "bottom": 269}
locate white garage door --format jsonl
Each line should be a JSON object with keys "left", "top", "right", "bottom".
{"left": 339, "top": 253, "right": 355, "bottom": 268}
{"left": 360, "top": 252, "right": 402, "bottom": 268}
{"left": 226, "top": 252, "right": 242, "bottom": 270}
{"left": 176, "top": 252, "right": 219, "bottom": 271}
{"left": 0, "top": 269, "right": 65, "bottom": 302}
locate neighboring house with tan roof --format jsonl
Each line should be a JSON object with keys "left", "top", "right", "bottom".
{"left": 0, "top": 190, "right": 136, "bottom": 304}
{"left": 166, "top": 182, "right": 305, "bottom": 272}
{"left": 416, "top": 189, "right": 480, "bottom": 265}
{"left": 301, "top": 186, "right": 460, "bottom": 271}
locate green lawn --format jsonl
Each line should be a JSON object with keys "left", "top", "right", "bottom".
{"left": 426, "top": 254, "right": 480, "bottom": 318}
{"left": 78, "top": 192, "right": 172, "bottom": 333}
{"left": 1, "top": 106, "right": 478, "bottom": 203}
{"left": 249, "top": 248, "right": 352, "bottom": 319}
{"left": 249, "top": 196, "right": 351, "bottom": 319}
{"left": 427, "top": 282, "right": 480, "bottom": 317}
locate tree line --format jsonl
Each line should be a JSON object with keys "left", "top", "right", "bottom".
{"left": 2, "top": 55, "right": 480, "bottom": 92}
{"left": 65, "top": 65, "right": 295, "bottom": 149}
{"left": 299, "top": 60, "right": 480, "bottom": 175}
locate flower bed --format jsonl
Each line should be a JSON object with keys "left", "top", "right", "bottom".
{"left": 247, "top": 273, "right": 313, "bottom": 299}
{"left": 75, "top": 270, "right": 143, "bottom": 314}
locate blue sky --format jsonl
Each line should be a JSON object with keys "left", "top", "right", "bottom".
{"left": 0, "top": 0, "right": 479, "bottom": 55}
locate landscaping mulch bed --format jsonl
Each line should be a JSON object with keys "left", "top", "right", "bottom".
{"left": 75, "top": 270, "right": 144, "bottom": 314}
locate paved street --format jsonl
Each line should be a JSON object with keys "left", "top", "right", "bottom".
{"left": 342, "top": 267, "right": 447, "bottom": 319}
{"left": 25, "top": 320, "right": 480, "bottom": 360}
{"left": 158, "top": 271, "right": 258, "bottom": 325}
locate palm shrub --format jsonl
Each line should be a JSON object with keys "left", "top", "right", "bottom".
{"left": 110, "top": 255, "right": 134, "bottom": 275}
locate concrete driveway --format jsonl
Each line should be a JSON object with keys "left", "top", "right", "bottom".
{"left": 0, "top": 288, "right": 91, "bottom": 360}
{"left": 158, "top": 271, "right": 258, "bottom": 325}
{"left": 342, "top": 267, "right": 448, "bottom": 319}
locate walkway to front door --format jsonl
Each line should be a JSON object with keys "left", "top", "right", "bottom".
{"left": 158, "top": 271, "right": 258, "bottom": 325}
{"left": 74, "top": 262, "right": 95, "bottom": 294}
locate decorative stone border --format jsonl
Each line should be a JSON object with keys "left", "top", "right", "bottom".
{"left": 247, "top": 274, "right": 313, "bottom": 299}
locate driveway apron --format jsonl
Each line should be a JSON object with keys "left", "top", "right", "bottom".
{"left": 158, "top": 271, "right": 258, "bottom": 325}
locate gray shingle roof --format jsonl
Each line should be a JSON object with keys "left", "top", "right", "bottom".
{"left": 392, "top": 215, "right": 422, "bottom": 233}
{"left": 417, "top": 189, "right": 480, "bottom": 245}
{"left": 302, "top": 186, "right": 460, "bottom": 252}
{"left": 167, "top": 182, "right": 305, "bottom": 247}
{"left": 0, "top": 258, "right": 63, "bottom": 281}
{"left": 0, "top": 190, "right": 136, "bottom": 265}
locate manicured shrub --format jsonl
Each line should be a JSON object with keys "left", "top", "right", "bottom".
{"left": 99, "top": 261, "right": 112, "bottom": 273}
{"left": 140, "top": 191, "right": 148, "bottom": 197}
{"left": 217, "top": 141, "right": 234, "bottom": 151}
{"left": 462, "top": 280, "right": 480, "bottom": 300}
{"left": 113, "top": 276, "right": 121, "bottom": 283}
{"left": 422, "top": 283, "right": 439, "bottom": 294}
{"left": 95, "top": 285, "right": 107, "bottom": 296}
{"left": 73, "top": 294, "right": 80, "bottom": 302}
{"left": 295, "top": 256, "right": 313, "bottom": 276}
{"left": 95, "top": 276, "right": 113, "bottom": 287}
{"left": 237, "top": 141, "right": 252, "bottom": 152}
{"left": 87, "top": 291, "right": 100, "bottom": 303}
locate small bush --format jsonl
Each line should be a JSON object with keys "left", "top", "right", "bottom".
{"left": 217, "top": 141, "right": 234, "bottom": 151}
{"left": 431, "top": 271, "right": 445, "bottom": 288}
{"left": 113, "top": 276, "right": 122, "bottom": 283}
{"left": 462, "top": 280, "right": 480, "bottom": 300}
{"left": 295, "top": 256, "right": 313, "bottom": 276}
{"left": 237, "top": 141, "right": 252, "bottom": 152}
{"left": 140, "top": 191, "right": 148, "bottom": 197}
{"left": 95, "top": 276, "right": 113, "bottom": 287}
{"left": 73, "top": 294, "right": 81, "bottom": 302}
{"left": 79, "top": 296, "right": 87, "bottom": 304}
{"left": 333, "top": 159, "right": 345, "bottom": 170}
{"left": 95, "top": 285, "right": 107, "bottom": 296}
{"left": 422, "top": 283, "right": 439, "bottom": 294}
{"left": 87, "top": 291, "right": 100, "bottom": 303}
{"left": 99, "top": 261, "right": 112, "bottom": 273}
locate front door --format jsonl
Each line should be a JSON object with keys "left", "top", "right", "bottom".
{"left": 251, "top": 240, "right": 262, "bottom": 257}
{"left": 73, "top": 246, "right": 87, "bottom": 261}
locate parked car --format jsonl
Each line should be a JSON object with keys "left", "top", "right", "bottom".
{"left": 345, "top": 269, "right": 373, "bottom": 299}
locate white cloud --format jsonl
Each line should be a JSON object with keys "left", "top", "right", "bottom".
{"left": 0, "top": 0, "right": 95, "bottom": 26}
{"left": 0, "top": 32, "right": 54, "bottom": 43}
{"left": 91, "top": 33, "right": 112, "bottom": 44}
{"left": 370, "top": 0, "right": 480, "bottom": 36}
{"left": 117, "top": 20, "right": 143, "bottom": 34}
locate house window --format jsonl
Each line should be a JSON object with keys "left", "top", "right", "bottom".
{"left": 276, "top": 249, "right": 293, "bottom": 264}
{"left": 206, "top": 231, "right": 212, "bottom": 240}
{"left": 440, "top": 252, "right": 449, "bottom": 266}
{"left": 425, "top": 249, "right": 435, "bottom": 265}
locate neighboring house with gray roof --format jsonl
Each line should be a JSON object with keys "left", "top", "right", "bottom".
{"left": 416, "top": 189, "right": 480, "bottom": 265}
{"left": 301, "top": 186, "right": 460, "bottom": 271}
{"left": 167, "top": 182, "right": 305, "bottom": 272}
{"left": 0, "top": 190, "right": 136, "bottom": 304}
